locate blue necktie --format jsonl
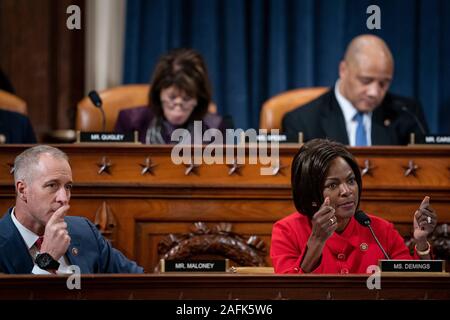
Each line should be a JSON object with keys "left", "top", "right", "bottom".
{"left": 354, "top": 112, "right": 367, "bottom": 146}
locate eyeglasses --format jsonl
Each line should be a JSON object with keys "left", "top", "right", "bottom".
{"left": 161, "top": 97, "right": 197, "bottom": 111}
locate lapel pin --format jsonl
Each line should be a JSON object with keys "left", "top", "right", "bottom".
{"left": 384, "top": 119, "right": 391, "bottom": 127}
{"left": 360, "top": 243, "right": 368, "bottom": 251}
{"left": 71, "top": 247, "right": 79, "bottom": 256}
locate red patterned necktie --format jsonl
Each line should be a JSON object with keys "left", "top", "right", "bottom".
{"left": 34, "top": 236, "right": 44, "bottom": 251}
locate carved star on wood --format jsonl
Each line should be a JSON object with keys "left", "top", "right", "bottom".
{"left": 184, "top": 162, "right": 200, "bottom": 176}
{"left": 97, "top": 156, "right": 112, "bottom": 175}
{"left": 402, "top": 160, "right": 419, "bottom": 177}
{"left": 227, "top": 160, "right": 243, "bottom": 176}
{"left": 271, "top": 161, "right": 288, "bottom": 176}
{"left": 140, "top": 157, "right": 157, "bottom": 175}
{"left": 359, "top": 159, "right": 376, "bottom": 176}
{"left": 7, "top": 162, "right": 14, "bottom": 175}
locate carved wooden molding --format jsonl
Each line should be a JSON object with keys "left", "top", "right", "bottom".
{"left": 156, "top": 222, "right": 267, "bottom": 271}
{"left": 94, "top": 201, "right": 117, "bottom": 243}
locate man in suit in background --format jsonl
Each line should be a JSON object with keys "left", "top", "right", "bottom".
{"left": 282, "top": 34, "right": 428, "bottom": 145}
{"left": 0, "top": 109, "right": 37, "bottom": 144}
{"left": 0, "top": 145, "right": 144, "bottom": 274}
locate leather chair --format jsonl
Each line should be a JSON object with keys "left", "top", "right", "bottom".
{"left": 0, "top": 90, "right": 27, "bottom": 115}
{"left": 76, "top": 84, "right": 218, "bottom": 131}
{"left": 76, "top": 84, "right": 150, "bottom": 131}
{"left": 259, "top": 87, "right": 328, "bottom": 130}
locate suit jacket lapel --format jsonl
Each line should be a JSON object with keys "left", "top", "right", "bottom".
{"left": 65, "top": 226, "right": 91, "bottom": 273}
{"left": 372, "top": 106, "right": 396, "bottom": 145}
{"left": 321, "top": 92, "right": 349, "bottom": 144}
{"left": 0, "top": 209, "right": 34, "bottom": 273}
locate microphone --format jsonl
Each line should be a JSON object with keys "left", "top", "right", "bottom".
{"left": 392, "top": 101, "right": 427, "bottom": 136}
{"left": 355, "top": 210, "right": 390, "bottom": 260}
{"left": 88, "top": 90, "right": 106, "bottom": 131}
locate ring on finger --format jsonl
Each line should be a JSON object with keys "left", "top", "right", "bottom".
{"left": 427, "top": 216, "right": 431, "bottom": 224}
{"left": 329, "top": 217, "right": 336, "bottom": 225}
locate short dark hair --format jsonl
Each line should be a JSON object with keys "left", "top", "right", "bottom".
{"left": 149, "top": 48, "right": 212, "bottom": 121}
{"left": 291, "top": 139, "right": 362, "bottom": 218}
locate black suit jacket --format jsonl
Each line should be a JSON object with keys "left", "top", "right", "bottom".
{"left": 282, "top": 89, "right": 428, "bottom": 145}
{"left": 0, "top": 109, "right": 37, "bottom": 144}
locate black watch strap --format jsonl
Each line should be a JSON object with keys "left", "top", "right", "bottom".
{"left": 35, "top": 253, "right": 60, "bottom": 271}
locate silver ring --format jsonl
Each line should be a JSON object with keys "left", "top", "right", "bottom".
{"left": 427, "top": 216, "right": 431, "bottom": 224}
{"left": 330, "top": 217, "right": 336, "bottom": 225}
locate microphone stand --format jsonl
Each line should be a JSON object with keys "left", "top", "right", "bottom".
{"left": 367, "top": 225, "right": 390, "bottom": 260}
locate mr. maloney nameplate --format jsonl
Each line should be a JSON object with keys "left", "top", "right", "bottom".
{"left": 160, "top": 259, "right": 229, "bottom": 272}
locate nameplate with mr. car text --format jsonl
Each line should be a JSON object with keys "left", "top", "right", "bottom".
{"left": 380, "top": 260, "right": 445, "bottom": 272}
{"left": 417, "top": 135, "right": 450, "bottom": 144}
{"left": 77, "top": 132, "right": 137, "bottom": 143}
{"left": 161, "top": 259, "right": 229, "bottom": 272}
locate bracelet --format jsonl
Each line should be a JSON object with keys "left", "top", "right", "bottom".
{"left": 415, "top": 241, "right": 431, "bottom": 256}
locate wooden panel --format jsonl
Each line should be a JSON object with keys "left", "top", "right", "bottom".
{"left": 0, "top": 274, "right": 449, "bottom": 300}
{"left": 0, "top": 145, "right": 449, "bottom": 271}
{"left": 136, "top": 221, "right": 274, "bottom": 272}
{"left": 0, "top": 0, "right": 85, "bottom": 139}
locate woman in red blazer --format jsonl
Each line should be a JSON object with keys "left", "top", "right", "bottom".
{"left": 270, "top": 139, "right": 438, "bottom": 274}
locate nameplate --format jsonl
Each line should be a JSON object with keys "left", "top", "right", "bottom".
{"left": 416, "top": 135, "right": 450, "bottom": 145}
{"left": 380, "top": 260, "right": 445, "bottom": 272}
{"left": 77, "top": 131, "right": 137, "bottom": 143}
{"left": 161, "top": 259, "right": 229, "bottom": 272}
{"left": 256, "top": 134, "right": 287, "bottom": 142}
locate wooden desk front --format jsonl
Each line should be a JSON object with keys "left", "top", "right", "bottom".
{"left": 0, "top": 273, "right": 449, "bottom": 300}
{"left": 0, "top": 145, "right": 449, "bottom": 271}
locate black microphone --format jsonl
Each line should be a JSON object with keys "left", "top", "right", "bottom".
{"left": 88, "top": 90, "right": 106, "bottom": 131}
{"left": 392, "top": 101, "right": 427, "bottom": 136}
{"left": 355, "top": 210, "right": 390, "bottom": 260}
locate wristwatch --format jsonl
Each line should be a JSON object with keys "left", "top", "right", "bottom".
{"left": 35, "top": 253, "right": 60, "bottom": 271}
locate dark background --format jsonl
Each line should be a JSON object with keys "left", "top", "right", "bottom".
{"left": 1, "top": 0, "right": 448, "bottom": 141}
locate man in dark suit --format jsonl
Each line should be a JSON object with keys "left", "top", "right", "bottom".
{"left": 0, "top": 109, "right": 37, "bottom": 144}
{"left": 282, "top": 34, "right": 428, "bottom": 145}
{"left": 0, "top": 145, "right": 144, "bottom": 274}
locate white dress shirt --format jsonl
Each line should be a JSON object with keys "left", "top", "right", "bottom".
{"left": 11, "top": 207, "right": 73, "bottom": 274}
{"left": 334, "top": 80, "right": 372, "bottom": 146}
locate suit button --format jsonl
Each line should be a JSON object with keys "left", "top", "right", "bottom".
{"left": 337, "top": 253, "right": 346, "bottom": 260}
{"left": 340, "top": 268, "right": 349, "bottom": 274}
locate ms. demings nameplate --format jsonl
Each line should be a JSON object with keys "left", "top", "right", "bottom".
{"left": 161, "top": 259, "right": 229, "bottom": 272}
{"left": 380, "top": 260, "right": 445, "bottom": 272}
{"left": 77, "top": 132, "right": 136, "bottom": 143}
